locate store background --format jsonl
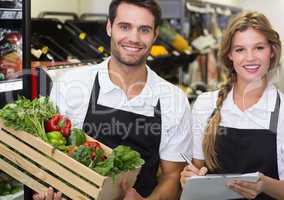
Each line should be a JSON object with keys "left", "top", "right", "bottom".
{"left": 30, "top": 0, "right": 284, "bottom": 92}
{"left": 1, "top": 1, "right": 284, "bottom": 199}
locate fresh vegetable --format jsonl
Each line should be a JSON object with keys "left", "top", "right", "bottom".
{"left": 67, "top": 128, "right": 86, "bottom": 146}
{"left": 46, "top": 131, "right": 66, "bottom": 146}
{"left": 94, "top": 145, "right": 144, "bottom": 177}
{"left": 0, "top": 96, "right": 58, "bottom": 142}
{"left": 0, "top": 72, "right": 5, "bottom": 81}
{"left": 83, "top": 141, "right": 101, "bottom": 149}
{"left": 0, "top": 173, "right": 22, "bottom": 196}
{"left": 71, "top": 141, "right": 105, "bottom": 167}
{"left": 71, "top": 145, "right": 94, "bottom": 167}
{"left": 150, "top": 45, "right": 169, "bottom": 57}
{"left": 45, "top": 114, "right": 72, "bottom": 138}
{"left": 0, "top": 182, "right": 22, "bottom": 196}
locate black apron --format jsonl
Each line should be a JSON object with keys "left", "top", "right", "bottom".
{"left": 211, "top": 92, "right": 280, "bottom": 200}
{"left": 83, "top": 73, "right": 162, "bottom": 197}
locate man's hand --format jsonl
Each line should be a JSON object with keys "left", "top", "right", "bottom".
{"left": 124, "top": 188, "right": 145, "bottom": 200}
{"left": 121, "top": 179, "right": 144, "bottom": 200}
{"left": 33, "top": 187, "right": 62, "bottom": 200}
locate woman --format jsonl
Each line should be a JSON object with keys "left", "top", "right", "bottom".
{"left": 181, "top": 11, "right": 284, "bottom": 199}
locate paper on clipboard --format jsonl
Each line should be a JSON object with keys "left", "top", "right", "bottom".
{"left": 180, "top": 172, "right": 261, "bottom": 200}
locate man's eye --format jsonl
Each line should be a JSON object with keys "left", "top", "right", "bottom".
{"left": 120, "top": 25, "right": 129, "bottom": 31}
{"left": 140, "top": 27, "right": 151, "bottom": 33}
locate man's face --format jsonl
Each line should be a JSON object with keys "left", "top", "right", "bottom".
{"left": 107, "top": 2, "right": 158, "bottom": 67}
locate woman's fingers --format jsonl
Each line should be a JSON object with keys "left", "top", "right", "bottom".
{"left": 185, "top": 164, "right": 200, "bottom": 175}
{"left": 227, "top": 181, "right": 258, "bottom": 199}
{"left": 198, "top": 167, "right": 208, "bottom": 176}
{"left": 181, "top": 164, "right": 208, "bottom": 187}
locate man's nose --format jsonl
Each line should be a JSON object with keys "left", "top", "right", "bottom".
{"left": 128, "top": 29, "right": 140, "bottom": 42}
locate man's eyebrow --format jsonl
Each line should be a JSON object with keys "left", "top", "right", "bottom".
{"left": 139, "top": 25, "right": 153, "bottom": 30}
{"left": 116, "top": 22, "right": 153, "bottom": 30}
{"left": 117, "top": 22, "right": 131, "bottom": 26}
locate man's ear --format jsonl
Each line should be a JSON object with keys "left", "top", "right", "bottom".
{"left": 106, "top": 19, "right": 112, "bottom": 37}
{"left": 153, "top": 28, "right": 159, "bottom": 43}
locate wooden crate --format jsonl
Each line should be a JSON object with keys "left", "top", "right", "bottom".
{"left": 0, "top": 120, "right": 140, "bottom": 200}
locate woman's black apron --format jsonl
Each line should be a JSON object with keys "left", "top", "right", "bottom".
{"left": 83, "top": 73, "right": 162, "bottom": 197}
{"left": 211, "top": 92, "right": 280, "bottom": 200}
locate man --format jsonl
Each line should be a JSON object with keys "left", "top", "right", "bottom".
{"left": 32, "top": 0, "right": 192, "bottom": 199}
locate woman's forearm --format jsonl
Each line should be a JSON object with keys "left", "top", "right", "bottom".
{"left": 262, "top": 175, "right": 284, "bottom": 199}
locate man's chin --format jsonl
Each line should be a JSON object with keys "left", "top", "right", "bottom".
{"left": 119, "top": 57, "right": 146, "bottom": 67}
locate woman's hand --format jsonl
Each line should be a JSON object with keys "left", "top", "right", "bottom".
{"left": 33, "top": 187, "right": 62, "bottom": 200}
{"left": 226, "top": 176, "right": 264, "bottom": 199}
{"left": 180, "top": 163, "right": 208, "bottom": 187}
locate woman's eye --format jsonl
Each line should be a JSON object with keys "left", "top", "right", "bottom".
{"left": 235, "top": 48, "right": 244, "bottom": 53}
{"left": 256, "top": 46, "right": 265, "bottom": 50}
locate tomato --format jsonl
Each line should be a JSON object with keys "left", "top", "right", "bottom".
{"left": 83, "top": 141, "right": 101, "bottom": 149}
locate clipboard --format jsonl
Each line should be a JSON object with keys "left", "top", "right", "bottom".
{"left": 180, "top": 172, "right": 261, "bottom": 200}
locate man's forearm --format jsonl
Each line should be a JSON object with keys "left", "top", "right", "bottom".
{"left": 146, "top": 175, "right": 181, "bottom": 200}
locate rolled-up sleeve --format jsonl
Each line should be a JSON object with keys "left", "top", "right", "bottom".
{"left": 159, "top": 93, "right": 192, "bottom": 162}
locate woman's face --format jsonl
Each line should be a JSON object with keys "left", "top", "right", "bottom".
{"left": 228, "top": 28, "right": 273, "bottom": 85}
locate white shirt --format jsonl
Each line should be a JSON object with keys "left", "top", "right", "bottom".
{"left": 49, "top": 57, "right": 192, "bottom": 162}
{"left": 192, "top": 83, "right": 284, "bottom": 180}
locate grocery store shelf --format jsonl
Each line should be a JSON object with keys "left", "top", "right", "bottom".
{"left": 0, "top": 190, "right": 23, "bottom": 200}
{"left": 0, "top": 79, "right": 22, "bottom": 93}
{"left": 0, "top": 8, "right": 21, "bottom": 12}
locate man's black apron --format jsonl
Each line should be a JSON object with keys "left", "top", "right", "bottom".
{"left": 83, "top": 73, "right": 162, "bottom": 197}
{"left": 211, "top": 92, "right": 280, "bottom": 200}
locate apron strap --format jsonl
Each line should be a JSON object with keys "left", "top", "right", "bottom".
{"left": 269, "top": 92, "right": 281, "bottom": 134}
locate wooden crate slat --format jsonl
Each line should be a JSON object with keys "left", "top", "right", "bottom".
{"left": 0, "top": 120, "right": 106, "bottom": 187}
{"left": 0, "top": 157, "right": 48, "bottom": 195}
{"left": 0, "top": 129, "right": 101, "bottom": 198}
{"left": 0, "top": 142, "right": 91, "bottom": 200}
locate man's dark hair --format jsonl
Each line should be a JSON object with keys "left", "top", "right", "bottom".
{"left": 108, "top": 0, "right": 161, "bottom": 29}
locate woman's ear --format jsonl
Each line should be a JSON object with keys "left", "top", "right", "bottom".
{"left": 228, "top": 52, "right": 233, "bottom": 61}
{"left": 270, "top": 45, "right": 275, "bottom": 59}
{"left": 106, "top": 19, "right": 112, "bottom": 37}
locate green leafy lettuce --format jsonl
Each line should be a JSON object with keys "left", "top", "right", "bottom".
{"left": 94, "top": 145, "right": 144, "bottom": 177}
{"left": 0, "top": 96, "right": 58, "bottom": 142}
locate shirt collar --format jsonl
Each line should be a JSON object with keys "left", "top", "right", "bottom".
{"left": 97, "top": 57, "right": 119, "bottom": 95}
{"left": 97, "top": 57, "right": 159, "bottom": 107}
{"left": 222, "top": 82, "right": 277, "bottom": 112}
{"left": 252, "top": 82, "right": 277, "bottom": 112}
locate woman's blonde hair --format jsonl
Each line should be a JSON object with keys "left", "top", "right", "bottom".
{"left": 202, "top": 11, "right": 282, "bottom": 171}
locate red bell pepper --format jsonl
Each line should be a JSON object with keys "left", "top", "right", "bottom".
{"left": 45, "top": 114, "right": 72, "bottom": 138}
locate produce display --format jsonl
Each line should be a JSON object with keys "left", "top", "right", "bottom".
{"left": 159, "top": 21, "right": 192, "bottom": 54}
{"left": 0, "top": 173, "right": 22, "bottom": 196}
{"left": 0, "top": 29, "right": 22, "bottom": 81}
{"left": 0, "top": 96, "right": 144, "bottom": 183}
{"left": 150, "top": 45, "right": 169, "bottom": 57}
